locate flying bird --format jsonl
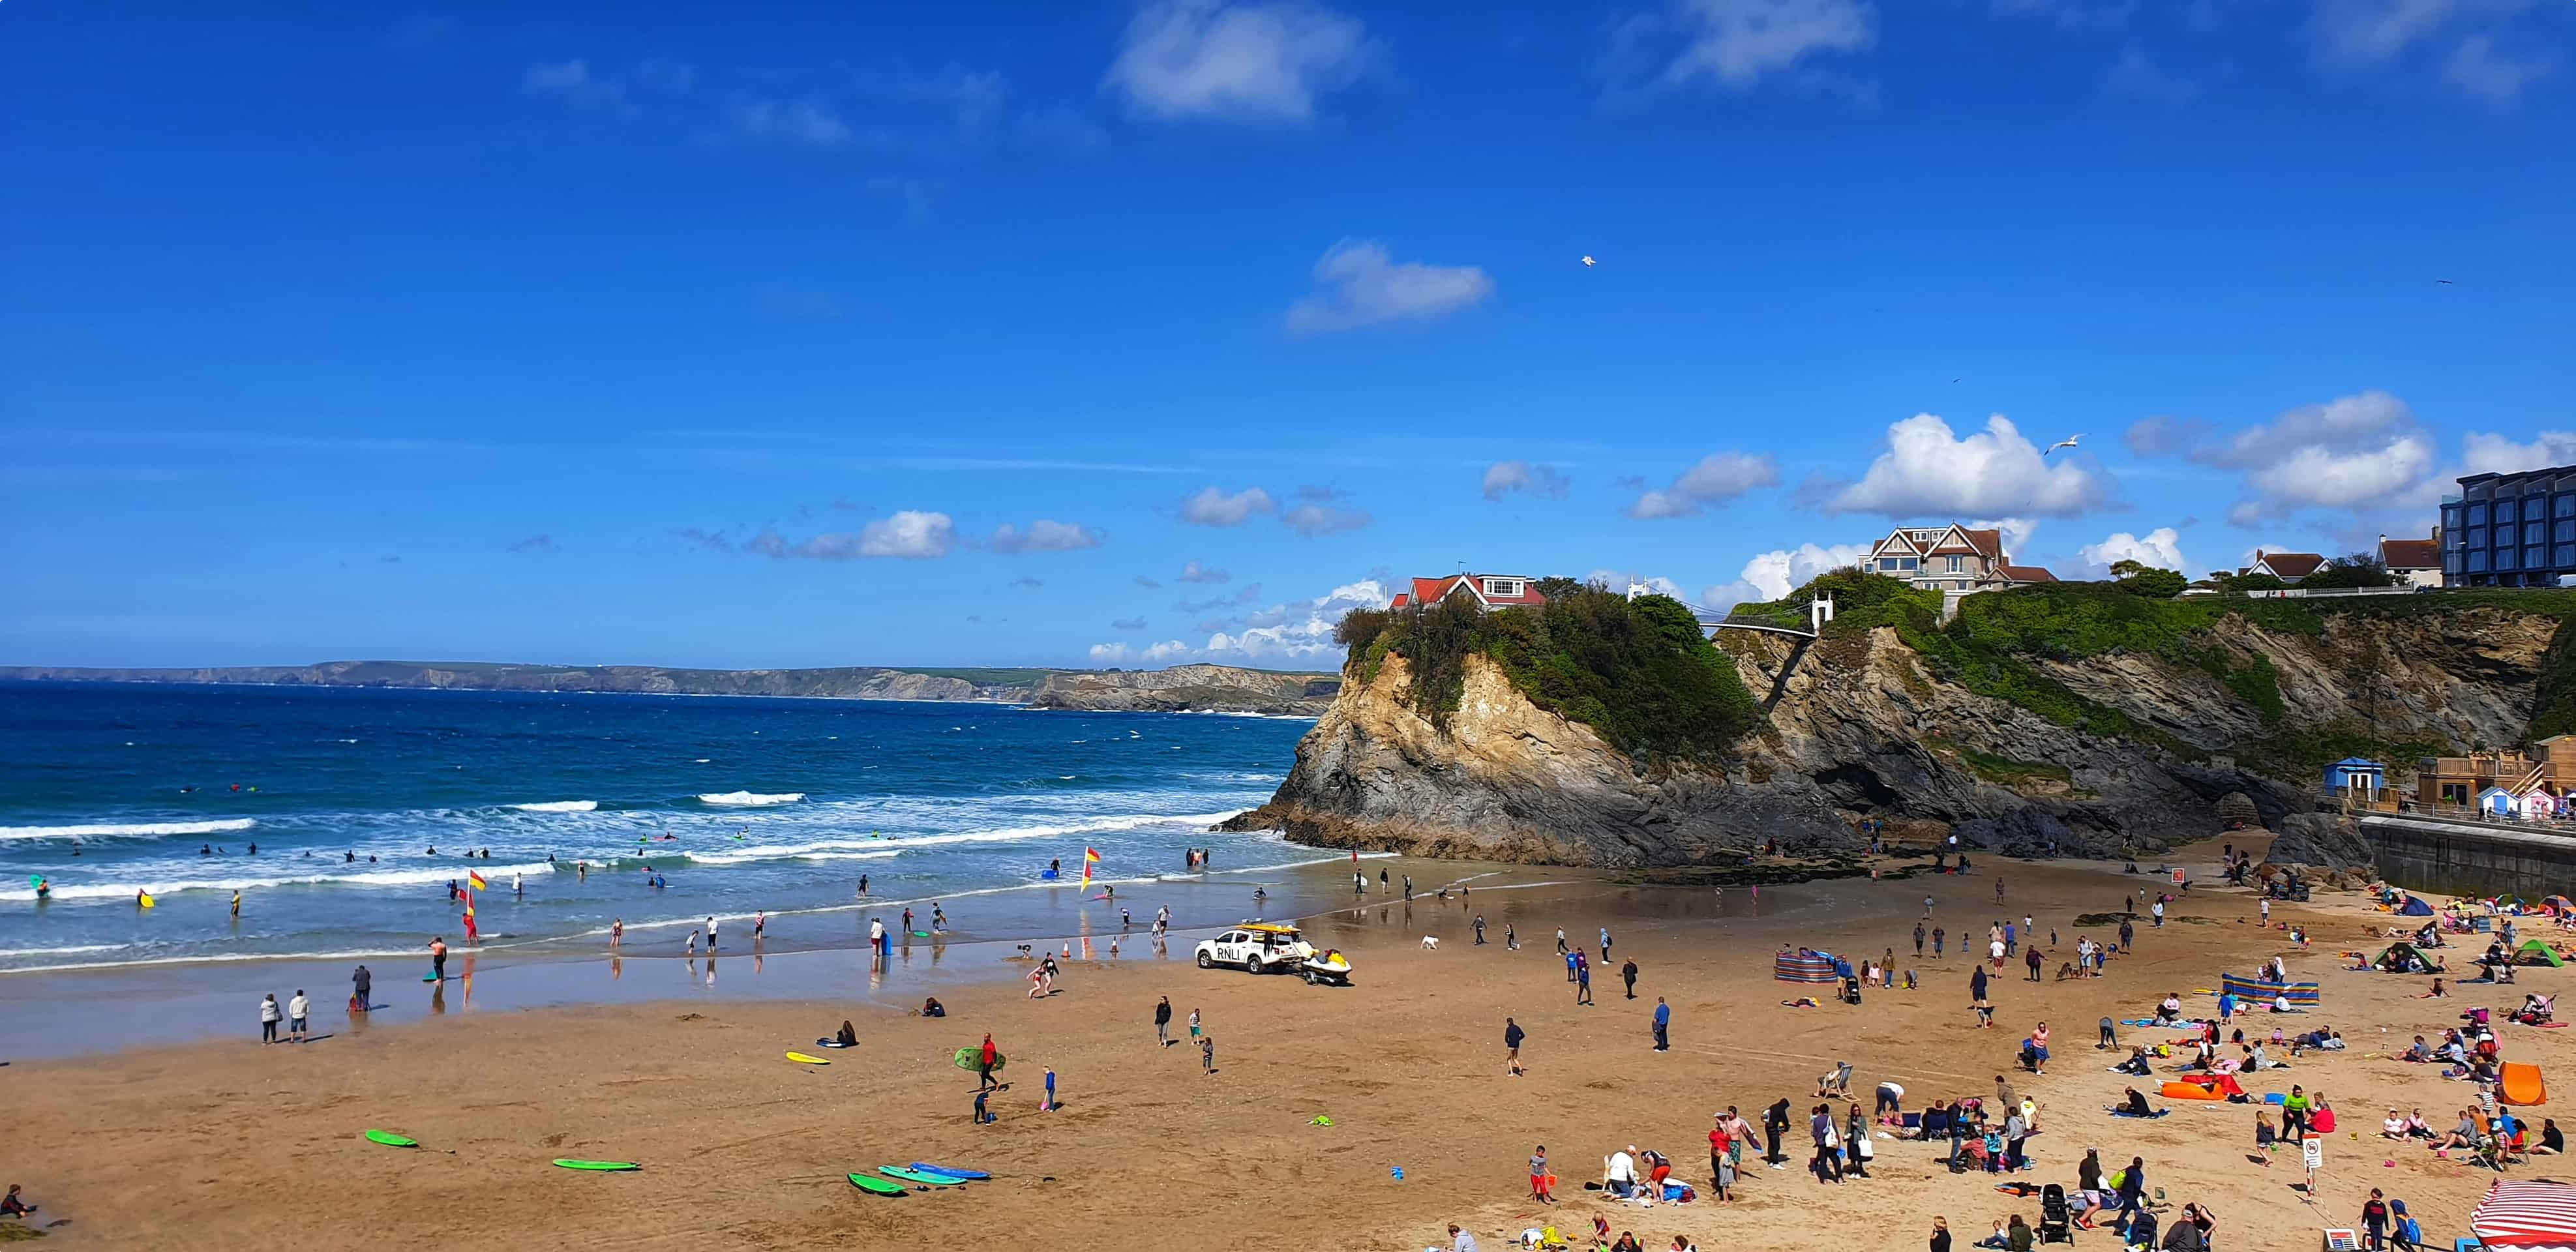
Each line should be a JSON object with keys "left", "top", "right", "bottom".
{"left": 2437, "top": 279, "right": 2454, "bottom": 284}
{"left": 2044, "top": 434, "right": 2082, "bottom": 456}
{"left": 1581, "top": 255, "right": 1596, "bottom": 267}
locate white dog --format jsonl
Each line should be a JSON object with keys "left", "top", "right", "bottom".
{"left": 1420, "top": 936, "right": 1441, "bottom": 951}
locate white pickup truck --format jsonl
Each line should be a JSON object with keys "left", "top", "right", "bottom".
{"left": 1194, "top": 922, "right": 1314, "bottom": 975}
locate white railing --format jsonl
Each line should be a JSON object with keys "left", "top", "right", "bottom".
{"left": 2240, "top": 585, "right": 2421, "bottom": 599}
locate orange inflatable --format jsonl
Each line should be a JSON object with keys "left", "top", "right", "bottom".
{"left": 2163, "top": 1081, "right": 2228, "bottom": 1101}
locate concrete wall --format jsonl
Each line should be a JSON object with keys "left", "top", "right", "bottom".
{"left": 2358, "top": 813, "right": 2576, "bottom": 899}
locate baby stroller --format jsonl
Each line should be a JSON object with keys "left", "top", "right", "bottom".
{"left": 2039, "top": 1184, "right": 2073, "bottom": 1244}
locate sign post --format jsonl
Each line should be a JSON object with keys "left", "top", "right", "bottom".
{"left": 2301, "top": 1135, "right": 2323, "bottom": 1205}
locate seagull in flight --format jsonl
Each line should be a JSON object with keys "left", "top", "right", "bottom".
{"left": 2044, "top": 434, "right": 2082, "bottom": 456}
{"left": 2437, "top": 279, "right": 2454, "bottom": 285}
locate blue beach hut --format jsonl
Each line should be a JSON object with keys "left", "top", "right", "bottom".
{"left": 2479, "top": 786, "right": 2516, "bottom": 816}
{"left": 2325, "top": 757, "right": 2385, "bottom": 794}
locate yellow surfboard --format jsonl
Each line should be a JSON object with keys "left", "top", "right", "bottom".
{"left": 785, "top": 1051, "right": 830, "bottom": 1065}
{"left": 139, "top": 892, "right": 156, "bottom": 909}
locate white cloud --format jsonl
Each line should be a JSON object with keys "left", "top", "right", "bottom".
{"left": 1181, "top": 485, "right": 1276, "bottom": 526}
{"left": 1823, "top": 413, "right": 2108, "bottom": 518}
{"left": 1178, "top": 559, "right": 1231, "bottom": 583}
{"left": 523, "top": 59, "right": 628, "bottom": 110}
{"left": 1283, "top": 501, "right": 1371, "bottom": 537}
{"left": 2308, "top": 0, "right": 2528, "bottom": 69}
{"left": 857, "top": 510, "right": 955, "bottom": 558}
{"left": 1092, "top": 578, "right": 1385, "bottom": 666}
{"left": 2078, "top": 527, "right": 2188, "bottom": 576}
{"left": 2464, "top": 430, "right": 2576, "bottom": 475}
{"left": 1653, "top": 0, "right": 1877, "bottom": 90}
{"left": 1969, "top": 516, "right": 2039, "bottom": 556}
{"left": 1284, "top": 240, "right": 1494, "bottom": 335}
{"left": 1483, "top": 460, "right": 1572, "bottom": 501}
{"left": 1106, "top": 0, "right": 1374, "bottom": 123}
{"left": 2196, "top": 391, "right": 2441, "bottom": 522}
{"left": 2443, "top": 33, "right": 2558, "bottom": 108}
{"left": 985, "top": 519, "right": 1103, "bottom": 553}
{"left": 732, "top": 98, "right": 856, "bottom": 147}
{"left": 1587, "top": 569, "right": 1688, "bottom": 601}
{"left": 1696, "top": 542, "right": 1870, "bottom": 610}
{"left": 2103, "top": 44, "right": 2198, "bottom": 102}
{"left": 1626, "top": 451, "right": 1780, "bottom": 519}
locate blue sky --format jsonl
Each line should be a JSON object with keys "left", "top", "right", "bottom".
{"left": 4, "top": 0, "right": 2570, "bottom": 670}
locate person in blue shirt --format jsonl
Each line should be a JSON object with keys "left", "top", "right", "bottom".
{"left": 1653, "top": 997, "right": 1671, "bottom": 1051}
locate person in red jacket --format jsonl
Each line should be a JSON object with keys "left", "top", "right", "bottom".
{"left": 978, "top": 1033, "right": 1000, "bottom": 1091}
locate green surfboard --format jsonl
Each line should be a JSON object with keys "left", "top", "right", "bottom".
{"left": 364, "top": 1129, "right": 418, "bottom": 1148}
{"left": 552, "top": 1159, "right": 639, "bottom": 1171}
{"left": 950, "top": 1047, "right": 1005, "bottom": 1072}
{"left": 848, "top": 1172, "right": 907, "bottom": 1195}
{"left": 878, "top": 1165, "right": 963, "bottom": 1185}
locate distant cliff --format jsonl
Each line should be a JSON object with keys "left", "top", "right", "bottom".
{"left": 0, "top": 660, "right": 1336, "bottom": 713}
{"left": 1026, "top": 665, "right": 1340, "bottom": 716}
{"left": 1223, "top": 580, "right": 2576, "bottom": 868}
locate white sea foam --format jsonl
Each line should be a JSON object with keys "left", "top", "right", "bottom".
{"left": 682, "top": 845, "right": 906, "bottom": 866}
{"left": 0, "top": 944, "right": 128, "bottom": 958}
{"left": 0, "top": 860, "right": 558, "bottom": 902}
{"left": 509, "top": 800, "right": 599, "bottom": 812}
{"left": 0, "top": 817, "right": 257, "bottom": 841}
{"left": 0, "top": 943, "right": 543, "bottom": 976}
{"left": 696, "top": 791, "right": 805, "bottom": 807}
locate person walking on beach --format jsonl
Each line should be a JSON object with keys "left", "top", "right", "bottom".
{"left": 1915, "top": 921, "right": 1928, "bottom": 957}
{"left": 2152, "top": 897, "right": 2166, "bottom": 928}
{"left": 1652, "top": 996, "right": 1670, "bottom": 1051}
{"left": 1810, "top": 1103, "right": 1842, "bottom": 1184}
{"left": 287, "top": 989, "right": 309, "bottom": 1041}
{"left": 2026, "top": 944, "right": 2043, "bottom": 982}
{"left": 1555, "top": 927, "right": 1568, "bottom": 955}
{"left": 1600, "top": 927, "right": 1613, "bottom": 961}
{"left": 685, "top": 929, "right": 699, "bottom": 958}
{"left": 2362, "top": 1189, "right": 2389, "bottom": 1250}
{"left": 1504, "top": 1017, "right": 1526, "bottom": 1077}
{"left": 1529, "top": 1144, "right": 1556, "bottom": 1204}
{"left": 706, "top": 916, "right": 717, "bottom": 949}
{"left": 1969, "top": 964, "right": 1991, "bottom": 1027}
{"left": 1199, "top": 1034, "right": 1215, "bottom": 1076}
{"left": 869, "top": 917, "right": 886, "bottom": 957}
{"left": 260, "top": 992, "right": 282, "bottom": 1044}
{"left": 1765, "top": 1098, "right": 1791, "bottom": 1166}
{"left": 428, "top": 935, "right": 447, "bottom": 982}
{"left": 1576, "top": 951, "right": 1594, "bottom": 1005}
{"left": 610, "top": 918, "right": 623, "bottom": 947}
{"left": 351, "top": 964, "right": 371, "bottom": 1012}
{"left": 1475, "top": 915, "right": 1487, "bottom": 944}
{"left": 2113, "top": 1157, "right": 2146, "bottom": 1231}
{"left": 1156, "top": 996, "right": 1173, "bottom": 1047}
{"left": 1623, "top": 957, "right": 1640, "bottom": 999}
{"left": 978, "top": 1033, "right": 1000, "bottom": 1091}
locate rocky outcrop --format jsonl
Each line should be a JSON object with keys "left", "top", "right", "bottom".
{"left": 2266, "top": 812, "right": 2378, "bottom": 871}
{"left": 1231, "top": 603, "right": 2566, "bottom": 869}
{"left": 1025, "top": 665, "right": 1338, "bottom": 715}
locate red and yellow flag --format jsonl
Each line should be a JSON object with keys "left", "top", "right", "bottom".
{"left": 1080, "top": 847, "right": 1101, "bottom": 889}
{"left": 468, "top": 870, "right": 489, "bottom": 892}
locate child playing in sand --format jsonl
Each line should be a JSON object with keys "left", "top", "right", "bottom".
{"left": 1200, "top": 1034, "right": 1216, "bottom": 1076}
{"left": 2254, "top": 1109, "right": 2277, "bottom": 1164}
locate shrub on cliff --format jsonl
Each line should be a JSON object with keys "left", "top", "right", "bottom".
{"left": 1338, "top": 584, "right": 1759, "bottom": 763}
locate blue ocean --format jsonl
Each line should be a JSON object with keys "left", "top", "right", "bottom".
{"left": 0, "top": 682, "right": 1327, "bottom": 976}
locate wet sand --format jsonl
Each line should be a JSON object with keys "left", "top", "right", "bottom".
{"left": 5, "top": 838, "right": 2562, "bottom": 1250}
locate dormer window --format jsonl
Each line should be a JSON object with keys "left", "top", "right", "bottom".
{"left": 1482, "top": 577, "right": 1523, "bottom": 599}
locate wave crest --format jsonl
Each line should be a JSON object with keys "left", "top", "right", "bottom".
{"left": 508, "top": 800, "right": 599, "bottom": 812}
{"left": 696, "top": 791, "right": 805, "bottom": 807}
{"left": 0, "top": 818, "right": 257, "bottom": 841}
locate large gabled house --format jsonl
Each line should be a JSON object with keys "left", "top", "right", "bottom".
{"left": 1859, "top": 524, "right": 2057, "bottom": 595}
{"left": 2245, "top": 550, "right": 2327, "bottom": 583}
{"left": 1387, "top": 573, "right": 1546, "bottom": 612}
{"left": 2379, "top": 533, "right": 2444, "bottom": 589}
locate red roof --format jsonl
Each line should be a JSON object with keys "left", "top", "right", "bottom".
{"left": 1390, "top": 574, "right": 1544, "bottom": 611}
{"left": 2256, "top": 551, "right": 2326, "bottom": 579}
{"left": 1998, "top": 565, "right": 2057, "bottom": 583}
{"left": 2381, "top": 537, "right": 2439, "bottom": 570}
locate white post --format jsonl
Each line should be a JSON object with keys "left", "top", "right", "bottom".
{"left": 1810, "top": 595, "right": 1835, "bottom": 633}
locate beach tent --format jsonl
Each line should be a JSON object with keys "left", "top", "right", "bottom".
{"left": 2399, "top": 896, "right": 2436, "bottom": 917}
{"left": 2545, "top": 896, "right": 2574, "bottom": 916}
{"left": 1773, "top": 951, "right": 1838, "bottom": 983}
{"left": 2502, "top": 1063, "right": 2549, "bottom": 1108}
{"left": 2519, "top": 940, "right": 2568, "bottom": 968}
{"left": 2376, "top": 942, "right": 2434, "bottom": 972}
{"left": 2473, "top": 1180, "right": 2576, "bottom": 1251}
{"left": 2222, "top": 972, "right": 2321, "bottom": 1006}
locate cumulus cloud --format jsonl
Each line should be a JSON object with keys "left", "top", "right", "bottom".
{"left": 1284, "top": 240, "right": 1494, "bottom": 335}
{"left": 1111, "top": 616, "right": 1148, "bottom": 631}
{"left": 1093, "top": 579, "right": 1384, "bottom": 666}
{"left": 1483, "top": 460, "right": 1572, "bottom": 501}
{"left": 856, "top": 510, "right": 955, "bottom": 558}
{"left": 507, "top": 534, "right": 554, "bottom": 553}
{"left": 2125, "top": 415, "right": 2213, "bottom": 457}
{"left": 2445, "top": 33, "right": 2561, "bottom": 108}
{"left": 985, "top": 519, "right": 1103, "bottom": 553}
{"left": 1283, "top": 501, "right": 1371, "bottom": 537}
{"left": 1088, "top": 639, "right": 1197, "bottom": 665}
{"left": 2079, "top": 527, "right": 2188, "bottom": 576}
{"left": 2464, "top": 430, "right": 2576, "bottom": 475}
{"left": 1626, "top": 451, "right": 1780, "bottom": 519}
{"left": 524, "top": 59, "right": 625, "bottom": 109}
{"left": 1821, "top": 413, "right": 2108, "bottom": 518}
{"left": 1969, "top": 516, "right": 2039, "bottom": 556}
{"left": 732, "top": 98, "right": 856, "bottom": 147}
{"left": 1178, "top": 559, "right": 1231, "bottom": 584}
{"left": 1106, "top": 0, "right": 1374, "bottom": 123}
{"left": 1649, "top": 0, "right": 1877, "bottom": 90}
{"left": 1703, "top": 542, "right": 1873, "bottom": 609}
{"left": 2309, "top": 0, "right": 2522, "bottom": 68}
{"left": 2194, "top": 391, "right": 2438, "bottom": 524}
{"left": 1181, "top": 485, "right": 1277, "bottom": 526}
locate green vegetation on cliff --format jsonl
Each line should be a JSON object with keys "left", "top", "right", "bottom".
{"left": 1336, "top": 584, "right": 1760, "bottom": 762}
{"left": 1735, "top": 573, "right": 2576, "bottom": 777}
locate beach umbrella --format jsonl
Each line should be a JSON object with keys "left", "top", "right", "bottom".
{"left": 2474, "top": 1179, "right": 2576, "bottom": 1251}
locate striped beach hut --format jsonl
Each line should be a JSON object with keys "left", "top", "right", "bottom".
{"left": 2221, "top": 971, "right": 2320, "bottom": 1006}
{"left": 2473, "top": 1179, "right": 2576, "bottom": 1251}
{"left": 1773, "top": 950, "right": 1839, "bottom": 983}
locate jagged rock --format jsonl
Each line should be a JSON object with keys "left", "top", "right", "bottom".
{"left": 1949, "top": 809, "right": 2082, "bottom": 857}
{"left": 2266, "top": 812, "right": 2377, "bottom": 871}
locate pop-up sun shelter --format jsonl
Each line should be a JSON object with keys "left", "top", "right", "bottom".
{"left": 2518, "top": 940, "right": 2568, "bottom": 968}
{"left": 2376, "top": 942, "right": 2434, "bottom": 972}
{"left": 2474, "top": 1179, "right": 2576, "bottom": 1250}
{"left": 2398, "top": 896, "right": 2436, "bottom": 917}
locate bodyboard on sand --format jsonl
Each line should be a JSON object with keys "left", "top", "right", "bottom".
{"left": 364, "top": 1130, "right": 419, "bottom": 1148}
{"left": 786, "top": 1051, "right": 830, "bottom": 1064}
{"left": 848, "top": 1172, "right": 906, "bottom": 1195}
{"left": 909, "top": 1162, "right": 989, "bottom": 1180}
{"left": 552, "top": 1159, "right": 640, "bottom": 1171}
{"left": 815, "top": 1039, "right": 855, "bottom": 1048}
{"left": 878, "top": 1166, "right": 963, "bottom": 1185}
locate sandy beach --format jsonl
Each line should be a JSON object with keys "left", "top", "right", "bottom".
{"left": 5, "top": 837, "right": 2559, "bottom": 1250}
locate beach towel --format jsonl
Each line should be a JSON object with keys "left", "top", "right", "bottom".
{"left": 2106, "top": 1107, "right": 2172, "bottom": 1118}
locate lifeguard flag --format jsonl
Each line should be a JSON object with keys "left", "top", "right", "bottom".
{"left": 1081, "top": 847, "right": 1101, "bottom": 889}
{"left": 468, "top": 870, "right": 489, "bottom": 892}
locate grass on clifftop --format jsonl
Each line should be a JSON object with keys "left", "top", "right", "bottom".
{"left": 1336, "top": 584, "right": 1760, "bottom": 764}
{"left": 1736, "top": 573, "right": 2576, "bottom": 778}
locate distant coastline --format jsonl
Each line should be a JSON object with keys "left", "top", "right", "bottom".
{"left": 0, "top": 659, "right": 1341, "bottom": 716}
